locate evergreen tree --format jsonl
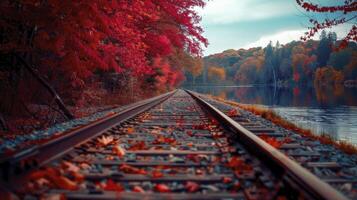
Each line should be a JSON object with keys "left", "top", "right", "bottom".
{"left": 317, "top": 30, "right": 332, "bottom": 67}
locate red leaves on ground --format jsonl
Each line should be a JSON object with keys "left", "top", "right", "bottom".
{"left": 192, "top": 124, "right": 210, "bottom": 130}
{"left": 152, "top": 136, "right": 177, "bottom": 145}
{"left": 119, "top": 164, "right": 147, "bottom": 175}
{"left": 102, "top": 179, "right": 124, "bottom": 192}
{"left": 28, "top": 167, "right": 79, "bottom": 190}
{"left": 126, "top": 127, "right": 135, "bottom": 134}
{"left": 259, "top": 134, "right": 284, "bottom": 149}
{"left": 132, "top": 185, "right": 145, "bottom": 193}
{"left": 97, "top": 136, "right": 114, "bottom": 146}
{"left": 186, "top": 130, "right": 194, "bottom": 137}
{"left": 222, "top": 176, "right": 233, "bottom": 183}
{"left": 227, "top": 109, "right": 239, "bottom": 117}
{"left": 226, "top": 156, "right": 243, "bottom": 168}
{"left": 185, "top": 181, "right": 200, "bottom": 193}
{"left": 154, "top": 184, "right": 171, "bottom": 193}
{"left": 113, "top": 145, "right": 126, "bottom": 157}
{"left": 151, "top": 170, "right": 164, "bottom": 178}
{"left": 226, "top": 156, "right": 253, "bottom": 174}
{"left": 128, "top": 141, "right": 147, "bottom": 150}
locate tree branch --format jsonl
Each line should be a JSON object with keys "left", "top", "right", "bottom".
{"left": 0, "top": 113, "right": 8, "bottom": 131}
{"left": 14, "top": 54, "right": 75, "bottom": 120}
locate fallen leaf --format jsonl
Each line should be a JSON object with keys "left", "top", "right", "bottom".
{"left": 227, "top": 109, "right": 239, "bottom": 117}
{"left": 62, "top": 161, "right": 80, "bottom": 172}
{"left": 154, "top": 184, "right": 170, "bottom": 193}
{"left": 113, "top": 145, "right": 126, "bottom": 157}
{"left": 69, "top": 171, "right": 84, "bottom": 182}
{"left": 152, "top": 170, "right": 164, "bottom": 178}
{"left": 48, "top": 174, "right": 78, "bottom": 190}
{"left": 103, "top": 179, "right": 124, "bottom": 192}
{"left": 119, "top": 164, "right": 147, "bottom": 175}
{"left": 222, "top": 176, "right": 232, "bottom": 183}
{"left": 185, "top": 181, "right": 200, "bottom": 193}
{"left": 127, "top": 127, "right": 135, "bottom": 134}
{"left": 132, "top": 185, "right": 145, "bottom": 193}
{"left": 41, "top": 193, "right": 65, "bottom": 200}
{"left": 97, "top": 136, "right": 114, "bottom": 146}
{"left": 128, "top": 141, "right": 147, "bottom": 150}
{"left": 226, "top": 156, "right": 243, "bottom": 168}
{"left": 186, "top": 130, "right": 194, "bottom": 137}
{"left": 259, "top": 134, "right": 283, "bottom": 148}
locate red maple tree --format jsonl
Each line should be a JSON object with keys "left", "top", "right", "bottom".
{"left": 0, "top": 0, "right": 207, "bottom": 78}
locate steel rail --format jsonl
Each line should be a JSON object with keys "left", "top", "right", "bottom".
{"left": 186, "top": 89, "right": 348, "bottom": 200}
{"left": 0, "top": 90, "right": 177, "bottom": 182}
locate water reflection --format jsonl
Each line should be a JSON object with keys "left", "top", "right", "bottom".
{"left": 184, "top": 85, "right": 357, "bottom": 144}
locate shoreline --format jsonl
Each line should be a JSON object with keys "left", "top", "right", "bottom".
{"left": 208, "top": 95, "right": 357, "bottom": 155}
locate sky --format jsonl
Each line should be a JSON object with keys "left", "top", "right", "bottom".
{"left": 197, "top": 0, "right": 351, "bottom": 56}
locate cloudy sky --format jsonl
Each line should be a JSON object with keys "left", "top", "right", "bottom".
{"left": 198, "top": 0, "right": 351, "bottom": 56}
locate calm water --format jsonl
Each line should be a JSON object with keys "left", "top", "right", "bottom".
{"left": 184, "top": 85, "right": 357, "bottom": 144}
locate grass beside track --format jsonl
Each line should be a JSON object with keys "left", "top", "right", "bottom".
{"left": 209, "top": 95, "right": 357, "bottom": 155}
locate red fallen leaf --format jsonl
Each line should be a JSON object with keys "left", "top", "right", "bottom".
{"left": 119, "top": 164, "right": 147, "bottom": 175}
{"left": 195, "top": 169, "right": 203, "bottom": 175}
{"left": 128, "top": 141, "right": 147, "bottom": 150}
{"left": 97, "top": 136, "right": 114, "bottom": 146}
{"left": 113, "top": 145, "right": 126, "bottom": 157}
{"left": 186, "top": 130, "right": 194, "bottom": 137}
{"left": 132, "top": 185, "right": 145, "bottom": 193}
{"left": 186, "top": 154, "right": 199, "bottom": 163}
{"left": 152, "top": 170, "right": 164, "bottom": 178}
{"left": 227, "top": 109, "right": 239, "bottom": 117}
{"left": 259, "top": 134, "right": 283, "bottom": 148}
{"left": 154, "top": 184, "right": 170, "bottom": 193}
{"left": 69, "top": 171, "right": 84, "bottom": 182}
{"left": 185, "top": 181, "right": 200, "bottom": 193}
{"left": 212, "top": 132, "right": 224, "bottom": 138}
{"left": 226, "top": 156, "right": 243, "bottom": 168}
{"left": 192, "top": 124, "right": 209, "bottom": 130}
{"left": 29, "top": 167, "right": 77, "bottom": 190}
{"left": 28, "top": 170, "right": 48, "bottom": 180}
{"left": 210, "top": 119, "right": 219, "bottom": 125}
{"left": 222, "top": 176, "right": 232, "bottom": 183}
{"left": 164, "top": 137, "right": 176, "bottom": 144}
{"left": 103, "top": 179, "right": 124, "bottom": 192}
{"left": 47, "top": 173, "right": 78, "bottom": 190}
{"left": 187, "top": 142, "right": 193, "bottom": 147}
{"left": 127, "top": 127, "right": 135, "bottom": 134}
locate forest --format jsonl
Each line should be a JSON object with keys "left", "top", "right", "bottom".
{"left": 184, "top": 31, "right": 357, "bottom": 87}
{"left": 0, "top": 1, "right": 206, "bottom": 134}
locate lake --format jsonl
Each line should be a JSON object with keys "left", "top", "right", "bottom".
{"left": 184, "top": 85, "right": 357, "bottom": 144}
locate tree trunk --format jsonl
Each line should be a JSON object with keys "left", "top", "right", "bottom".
{"left": 15, "top": 54, "right": 74, "bottom": 120}
{"left": 0, "top": 113, "right": 8, "bottom": 131}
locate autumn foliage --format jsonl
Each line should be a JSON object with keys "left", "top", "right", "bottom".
{"left": 0, "top": 0, "right": 208, "bottom": 133}
{"left": 207, "top": 66, "right": 226, "bottom": 82}
{"left": 0, "top": 0, "right": 207, "bottom": 79}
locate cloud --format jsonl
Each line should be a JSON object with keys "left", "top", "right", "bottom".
{"left": 198, "top": 0, "right": 296, "bottom": 25}
{"left": 242, "top": 29, "right": 307, "bottom": 48}
{"left": 242, "top": 25, "right": 350, "bottom": 49}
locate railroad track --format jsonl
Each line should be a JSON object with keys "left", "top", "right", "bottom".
{"left": 0, "top": 89, "right": 348, "bottom": 199}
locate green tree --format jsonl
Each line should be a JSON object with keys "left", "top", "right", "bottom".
{"left": 317, "top": 30, "right": 333, "bottom": 67}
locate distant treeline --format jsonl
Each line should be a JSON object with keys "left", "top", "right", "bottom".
{"left": 183, "top": 31, "right": 357, "bottom": 87}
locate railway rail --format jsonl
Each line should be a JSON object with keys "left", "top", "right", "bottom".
{"left": 0, "top": 89, "right": 349, "bottom": 199}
